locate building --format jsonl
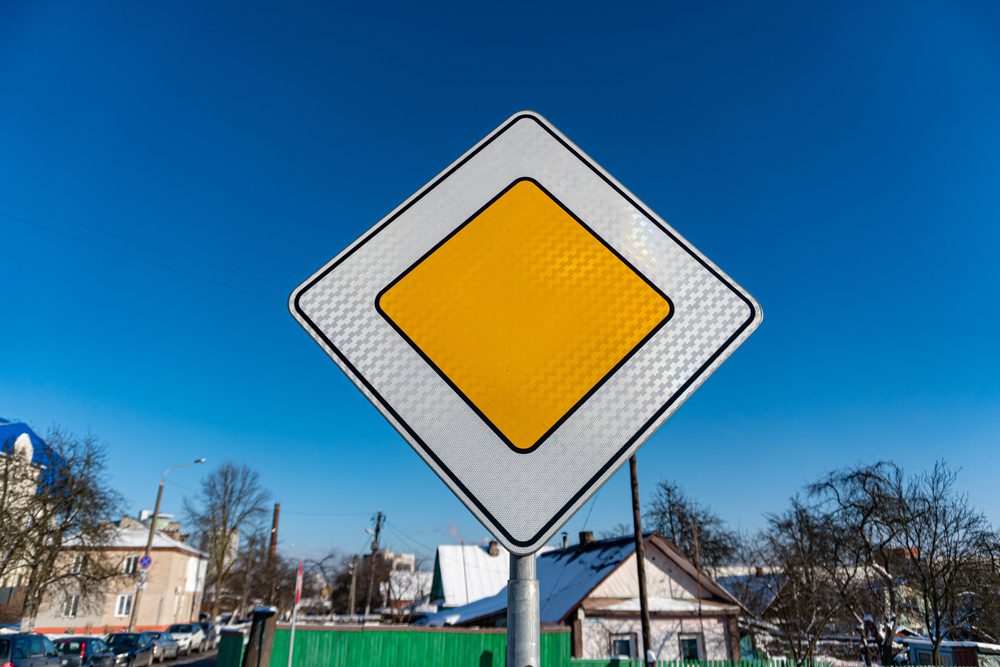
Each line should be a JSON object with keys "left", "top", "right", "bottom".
{"left": 31, "top": 517, "right": 208, "bottom": 634}
{"left": 380, "top": 569, "right": 434, "bottom": 617}
{"left": 430, "top": 540, "right": 509, "bottom": 609}
{"left": 423, "top": 532, "right": 742, "bottom": 662}
{"left": 0, "top": 420, "right": 55, "bottom": 619}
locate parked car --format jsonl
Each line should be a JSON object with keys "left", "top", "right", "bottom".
{"left": 55, "top": 637, "right": 115, "bottom": 667}
{"left": 141, "top": 634, "right": 179, "bottom": 663}
{"left": 195, "top": 623, "right": 217, "bottom": 651}
{"left": 1, "top": 634, "right": 62, "bottom": 667}
{"left": 104, "top": 633, "right": 154, "bottom": 667}
{"left": 164, "top": 625, "right": 204, "bottom": 655}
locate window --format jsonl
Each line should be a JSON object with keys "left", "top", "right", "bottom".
{"left": 115, "top": 594, "right": 133, "bottom": 617}
{"left": 123, "top": 555, "right": 139, "bottom": 575}
{"left": 71, "top": 554, "right": 85, "bottom": 574}
{"left": 63, "top": 594, "right": 80, "bottom": 618}
{"left": 29, "top": 636, "right": 46, "bottom": 657}
{"left": 610, "top": 634, "right": 637, "bottom": 659}
{"left": 679, "top": 634, "right": 704, "bottom": 662}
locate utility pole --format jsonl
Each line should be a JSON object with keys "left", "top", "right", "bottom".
{"left": 347, "top": 556, "right": 358, "bottom": 620}
{"left": 129, "top": 458, "right": 206, "bottom": 631}
{"left": 363, "top": 511, "right": 383, "bottom": 620}
{"left": 629, "top": 455, "right": 654, "bottom": 667}
{"left": 266, "top": 503, "right": 281, "bottom": 603}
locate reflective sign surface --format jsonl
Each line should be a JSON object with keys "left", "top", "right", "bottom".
{"left": 290, "top": 112, "right": 761, "bottom": 554}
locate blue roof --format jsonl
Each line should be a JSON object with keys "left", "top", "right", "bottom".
{"left": 0, "top": 418, "right": 64, "bottom": 487}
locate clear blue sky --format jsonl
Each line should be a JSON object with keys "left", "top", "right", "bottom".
{"left": 2, "top": 1, "right": 999, "bottom": 563}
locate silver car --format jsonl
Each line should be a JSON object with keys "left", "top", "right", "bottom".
{"left": 142, "top": 633, "right": 179, "bottom": 663}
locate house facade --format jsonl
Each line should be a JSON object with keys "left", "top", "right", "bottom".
{"left": 424, "top": 532, "right": 742, "bottom": 662}
{"left": 31, "top": 517, "right": 208, "bottom": 634}
{"left": 0, "top": 420, "right": 51, "bottom": 620}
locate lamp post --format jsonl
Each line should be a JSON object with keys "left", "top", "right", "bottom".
{"left": 128, "top": 457, "right": 206, "bottom": 631}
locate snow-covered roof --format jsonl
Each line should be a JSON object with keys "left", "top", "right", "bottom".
{"left": 432, "top": 543, "right": 511, "bottom": 607}
{"left": 65, "top": 525, "right": 206, "bottom": 558}
{"left": 0, "top": 419, "right": 64, "bottom": 486}
{"left": 423, "top": 533, "right": 739, "bottom": 628}
{"left": 425, "top": 534, "right": 637, "bottom": 626}
{"left": 717, "top": 572, "right": 783, "bottom": 617}
{"left": 898, "top": 637, "right": 1000, "bottom": 653}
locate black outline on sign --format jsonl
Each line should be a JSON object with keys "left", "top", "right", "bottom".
{"left": 374, "top": 177, "right": 675, "bottom": 454}
{"left": 291, "top": 113, "right": 757, "bottom": 549}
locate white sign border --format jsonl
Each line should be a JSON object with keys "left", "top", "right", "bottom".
{"left": 290, "top": 111, "right": 762, "bottom": 555}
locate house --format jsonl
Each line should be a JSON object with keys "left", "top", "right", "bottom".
{"left": 30, "top": 516, "right": 208, "bottom": 634}
{"left": 380, "top": 569, "right": 434, "bottom": 617}
{"left": 0, "top": 420, "right": 57, "bottom": 619}
{"left": 430, "top": 540, "right": 510, "bottom": 609}
{"left": 423, "top": 532, "right": 742, "bottom": 662}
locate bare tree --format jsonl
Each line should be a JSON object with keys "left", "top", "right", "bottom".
{"left": 17, "top": 428, "right": 124, "bottom": 627}
{"left": 644, "top": 479, "right": 739, "bottom": 574}
{"left": 809, "top": 462, "right": 914, "bottom": 665}
{"left": 184, "top": 462, "right": 270, "bottom": 620}
{"left": 0, "top": 439, "right": 40, "bottom": 614}
{"left": 755, "top": 496, "right": 842, "bottom": 666}
{"left": 897, "top": 462, "right": 995, "bottom": 664}
{"left": 304, "top": 548, "right": 342, "bottom": 615}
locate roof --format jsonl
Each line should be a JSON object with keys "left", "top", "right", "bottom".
{"left": 424, "top": 532, "right": 736, "bottom": 627}
{"left": 716, "top": 572, "right": 783, "bottom": 617}
{"left": 431, "top": 543, "right": 511, "bottom": 607}
{"left": 65, "top": 525, "right": 206, "bottom": 558}
{"left": 0, "top": 419, "right": 64, "bottom": 486}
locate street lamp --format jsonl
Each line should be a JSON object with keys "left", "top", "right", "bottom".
{"left": 127, "top": 458, "right": 206, "bottom": 631}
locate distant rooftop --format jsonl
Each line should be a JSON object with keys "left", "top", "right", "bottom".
{"left": 0, "top": 418, "right": 64, "bottom": 486}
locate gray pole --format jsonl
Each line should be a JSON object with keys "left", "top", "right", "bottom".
{"left": 128, "top": 478, "right": 164, "bottom": 631}
{"left": 363, "top": 511, "right": 383, "bottom": 620}
{"left": 347, "top": 557, "right": 357, "bottom": 620}
{"left": 507, "top": 553, "right": 539, "bottom": 667}
{"left": 129, "top": 458, "right": 206, "bottom": 631}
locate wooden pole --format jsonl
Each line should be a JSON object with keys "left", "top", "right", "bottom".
{"left": 629, "top": 455, "right": 654, "bottom": 666}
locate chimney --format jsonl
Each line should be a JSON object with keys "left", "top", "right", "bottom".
{"left": 488, "top": 540, "right": 499, "bottom": 557}
{"left": 579, "top": 531, "right": 595, "bottom": 545}
{"left": 561, "top": 532, "right": 568, "bottom": 549}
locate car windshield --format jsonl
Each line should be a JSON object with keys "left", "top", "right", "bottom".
{"left": 0, "top": 639, "right": 9, "bottom": 660}
{"left": 108, "top": 635, "right": 140, "bottom": 649}
{"left": 167, "top": 625, "right": 192, "bottom": 633}
{"left": 57, "top": 641, "right": 85, "bottom": 654}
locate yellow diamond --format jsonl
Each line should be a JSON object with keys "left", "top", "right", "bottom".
{"left": 377, "top": 178, "right": 672, "bottom": 452}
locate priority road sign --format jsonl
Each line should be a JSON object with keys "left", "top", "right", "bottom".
{"left": 290, "top": 111, "right": 761, "bottom": 555}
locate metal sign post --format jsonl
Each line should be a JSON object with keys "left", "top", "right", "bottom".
{"left": 287, "top": 560, "right": 302, "bottom": 667}
{"left": 507, "top": 553, "right": 539, "bottom": 667}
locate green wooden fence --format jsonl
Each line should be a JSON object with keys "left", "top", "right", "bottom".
{"left": 218, "top": 626, "right": 831, "bottom": 667}
{"left": 570, "top": 662, "right": 831, "bottom": 667}
{"left": 267, "top": 625, "right": 571, "bottom": 667}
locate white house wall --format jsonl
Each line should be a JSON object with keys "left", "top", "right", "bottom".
{"left": 591, "top": 543, "right": 703, "bottom": 601}
{"left": 583, "top": 615, "right": 732, "bottom": 661}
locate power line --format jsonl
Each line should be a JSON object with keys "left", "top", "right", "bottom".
{"left": 282, "top": 510, "right": 372, "bottom": 518}
{"left": 0, "top": 195, "right": 277, "bottom": 286}
{"left": 385, "top": 522, "right": 433, "bottom": 555}
{"left": 1, "top": 210, "right": 276, "bottom": 302}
